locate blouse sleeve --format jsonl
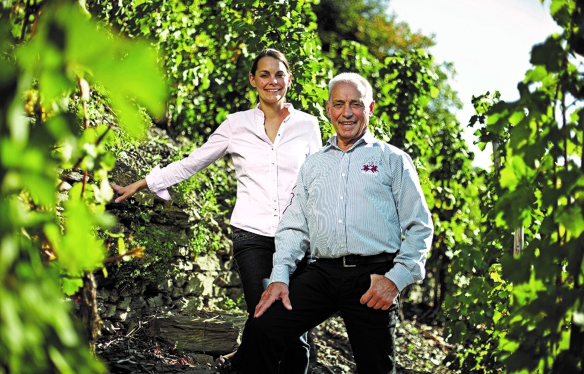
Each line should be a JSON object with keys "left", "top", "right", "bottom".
{"left": 307, "top": 118, "right": 323, "bottom": 156}
{"left": 145, "top": 120, "right": 232, "bottom": 200}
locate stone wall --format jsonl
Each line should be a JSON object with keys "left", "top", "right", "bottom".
{"left": 93, "top": 126, "right": 243, "bottom": 335}
{"left": 97, "top": 250, "right": 244, "bottom": 335}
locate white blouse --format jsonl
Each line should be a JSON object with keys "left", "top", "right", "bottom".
{"left": 145, "top": 103, "right": 322, "bottom": 237}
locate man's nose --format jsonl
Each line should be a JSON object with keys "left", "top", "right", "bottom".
{"left": 343, "top": 105, "right": 353, "bottom": 117}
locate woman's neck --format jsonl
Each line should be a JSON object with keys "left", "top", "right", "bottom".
{"left": 259, "top": 101, "right": 289, "bottom": 143}
{"left": 259, "top": 101, "right": 287, "bottom": 119}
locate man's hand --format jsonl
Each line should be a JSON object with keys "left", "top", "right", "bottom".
{"left": 111, "top": 179, "right": 148, "bottom": 203}
{"left": 254, "top": 282, "right": 291, "bottom": 318}
{"left": 360, "top": 275, "right": 399, "bottom": 310}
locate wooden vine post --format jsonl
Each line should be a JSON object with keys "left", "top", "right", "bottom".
{"left": 492, "top": 140, "right": 523, "bottom": 256}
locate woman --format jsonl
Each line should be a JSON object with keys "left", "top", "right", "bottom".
{"left": 111, "top": 49, "right": 321, "bottom": 374}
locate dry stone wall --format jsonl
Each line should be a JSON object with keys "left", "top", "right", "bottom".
{"left": 96, "top": 250, "right": 244, "bottom": 335}
{"left": 89, "top": 126, "right": 243, "bottom": 335}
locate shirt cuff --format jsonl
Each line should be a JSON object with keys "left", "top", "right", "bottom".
{"left": 145, "top": 165, "right": 171, "bottom": 200}
{"left": 386, "top": 263, "right": 415, "bottom": 292}
{"left": 268, "top": 265, "right": 291, "bottom": 286}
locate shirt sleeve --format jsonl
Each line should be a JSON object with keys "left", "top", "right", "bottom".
{"left": 385, "top": 153, "right": 434, "bottom": 291}
{"left": 269, "top": 167, "right": 311, "bottom": 285}
{"left": 145, "top": 120, "right": 231, "bottom": 200}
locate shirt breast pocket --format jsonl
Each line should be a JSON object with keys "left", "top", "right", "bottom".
{"left": 359, "top": 158, "right": 382, "bottom": 176}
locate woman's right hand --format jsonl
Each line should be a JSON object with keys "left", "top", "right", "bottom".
{"left": 110, "top": 179, "right": 148, "bottom": 203}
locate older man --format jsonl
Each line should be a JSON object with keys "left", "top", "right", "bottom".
{"left": 234, "top": 72, "right": 433, "bottom": 374}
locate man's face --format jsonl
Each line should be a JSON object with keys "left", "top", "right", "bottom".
{"left": 326, "top": 82, "right": 375, "bottom": 151}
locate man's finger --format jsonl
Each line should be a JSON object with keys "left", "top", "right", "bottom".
{"left": 254, "top": 297, "right": 275, "bottom": 318}
{"left": 281, "top": 294, "right": 292, "bottom": 311}
{"left": 360, "top": 289, "right": 373, "bottom": 305}
{"left": 372, "top": 298, "right": 390, "bottom": 310}
{"left": 366, "top": 296, "right": 381, "bottom": 308}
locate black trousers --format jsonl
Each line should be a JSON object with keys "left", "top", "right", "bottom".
{"left": 229, "top": 228, "right": 310, "bottom": 374}
{"left": 238, "top": 261, "right": 398, "bottom": 374}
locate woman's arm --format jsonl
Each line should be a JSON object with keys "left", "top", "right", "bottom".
{"left": 112, "top": 119, "right": 232, "bottom": 203}
{"left": 146, "top": 120, "right": 232, "bottom": 199}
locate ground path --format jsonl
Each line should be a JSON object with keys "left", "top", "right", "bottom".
{"left": 97, "top": 304, "right": 459, "bottom": 374}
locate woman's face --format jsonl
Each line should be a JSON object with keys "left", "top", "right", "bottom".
{"left": 249, "top": 56, "right": 292, "bottom": 106}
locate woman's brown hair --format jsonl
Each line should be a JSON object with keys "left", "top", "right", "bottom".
{"left": 249, "top": 49, "right": 290, "bottom": 76}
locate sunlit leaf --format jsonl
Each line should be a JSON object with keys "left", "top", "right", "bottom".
{"left": 556, "top": 205, "right": 584, "bottom": 238}
{"left": 61, "top": 277, "right": 82, "bottom": 296}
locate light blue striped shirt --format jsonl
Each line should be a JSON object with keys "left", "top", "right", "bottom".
{"left": 269, "top": 131, "right": 434, "bottom": 291}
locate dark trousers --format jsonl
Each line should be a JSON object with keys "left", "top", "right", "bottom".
{"left": 229, "top": 228, "right": 310, "bottom": 374}
{"left": 237, "top": 261, "right": 398, "bottom": 374}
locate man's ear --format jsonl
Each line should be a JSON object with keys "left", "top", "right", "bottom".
{"left": 368, "top": 100, "right": 375, "bottom": 116}
{"left": 325, "top": 100, "right": 331, "bottom": 117}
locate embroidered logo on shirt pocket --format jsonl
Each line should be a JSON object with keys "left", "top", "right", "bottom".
{"left": 361, "top": 162, "right": 379, "bottom": 174}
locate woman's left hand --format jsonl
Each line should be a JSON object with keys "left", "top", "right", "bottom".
{"left": 110, "top": 179, "right": 148, "bottom": 203}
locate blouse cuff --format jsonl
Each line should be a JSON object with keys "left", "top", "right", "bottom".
{"left": 145, "top": 165, "right": 171, "bottom": 201}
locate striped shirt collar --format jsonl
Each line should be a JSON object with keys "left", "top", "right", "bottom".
{"left": 325, "top": 130, "right": 377, "bottom": 151}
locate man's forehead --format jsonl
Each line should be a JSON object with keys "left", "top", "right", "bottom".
{"left": 330, "top": 82, "right": 367, "bottom": 100}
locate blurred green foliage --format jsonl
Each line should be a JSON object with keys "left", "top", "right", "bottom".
{"left": 443, "top": 1, "right": 584, "bottom": 372}
{"left": 1, "top": 0, "right": 166, "bottom": 371}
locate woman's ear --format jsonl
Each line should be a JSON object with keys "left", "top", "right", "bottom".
{"left": 249, "top": 73, "right": 257, "bottom": 88}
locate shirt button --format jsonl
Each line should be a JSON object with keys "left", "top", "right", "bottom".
{"left": 340, "top": 196, "right": 343, "bottom": 200}
{"left": 342, "top": 173, "right": 346, "bottom": 177}
{"left": 338, "top": 219, "right": 342, "bottom": 223}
